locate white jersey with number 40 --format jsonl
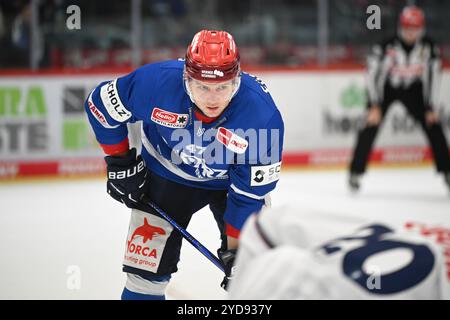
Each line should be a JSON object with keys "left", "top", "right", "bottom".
{"left": 228, "top": 206, "right": 450, "bottom": 299}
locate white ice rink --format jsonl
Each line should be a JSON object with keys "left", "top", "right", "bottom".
{"left": 0, "top": 166, "right": 449, "bottom": 299}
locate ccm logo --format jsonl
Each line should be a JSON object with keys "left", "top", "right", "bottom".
{"left": 108, "top": 161, "right": 145, "bottom": 179}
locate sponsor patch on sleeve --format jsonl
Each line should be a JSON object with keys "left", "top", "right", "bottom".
{"left": 151, "top": 107, "right": 189, "bottom": 128}
{"left": 250, "top": 162, "right": 282, "bottom": 186}
{"left": 87, "top": 92, "right": 119, "bottom": 129}
{"left": 100, "top": 79, "right": 132, "bottom": 122}
{"left": 216, "top": 127, "right": 248, "bottom": 154}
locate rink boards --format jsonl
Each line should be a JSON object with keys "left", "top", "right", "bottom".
{"left": 0, "top": 69, "right": 449, "bottom": 179}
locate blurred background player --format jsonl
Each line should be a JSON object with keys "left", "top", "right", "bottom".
{"left": 228, "top": 205, "right": 450, "bottom": 299}
{"left": 349, "top": 5, "right": 450, "bottom": 191}
{"left": 84, "top": 29, "right": 284, "bottom": 300}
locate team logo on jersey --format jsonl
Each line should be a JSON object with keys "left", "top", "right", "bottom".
{"left": 100, "top": 79, "right": 132, "bottom": 122}
{"left": 216, "top": 127, "right": 248, "bottom": 154}
{"left": 151, "top": 107, "right": 189, "bottom": 128}
{"left": 123, "top": 211, "right": 173, "bottom": 273}
{"left": 250, "top": 162, "right": 281, "bottom": 186}
{"left": 175, "top": 144, "right": 228, "bottom": 179}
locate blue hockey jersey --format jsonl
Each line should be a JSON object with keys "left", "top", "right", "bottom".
{"left": 85, "top": 59, "right": 284, "bottom": 236}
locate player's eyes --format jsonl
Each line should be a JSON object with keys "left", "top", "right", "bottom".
{"left": 195, "top": 83, "right": 230, "bottom": 93}
{"left": 217, "top": 85, "right": 229, "bottom": 91}
{"left": 196, "top": 85, "right": 210, "bottom": 91}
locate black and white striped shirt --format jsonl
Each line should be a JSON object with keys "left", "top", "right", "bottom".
{"left": 367, "top": 35, "right": 441, "bottom": 108}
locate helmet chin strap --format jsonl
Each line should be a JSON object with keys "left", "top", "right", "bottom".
{"left": 183, "top": 78, "right": 196, "bottom": 104}
{"left": 230, "top": 75, "right": 241, "bottom": 99}
{"left": 182, "top": 67, "right": 196, "bottom": 103}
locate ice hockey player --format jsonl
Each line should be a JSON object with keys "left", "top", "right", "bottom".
{"left": 84, "top": 29, "right": 284, "bottom": 300}
{"left": 348, "top": 5, "right": 450, "bottom": 191}
{"left": 228, "top": 205, "right": 450, "bottom": 299}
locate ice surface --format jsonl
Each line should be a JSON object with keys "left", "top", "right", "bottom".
{"left": 0, "top": 166, "right": 448, "bottom": 299}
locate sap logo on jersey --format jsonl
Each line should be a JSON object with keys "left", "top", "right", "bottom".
{"left": 123, "top": 212, "right": 173, "bottom": 273}
{"left": 100, "top": 79, "right": 132, "bottom": 122}
{"left": 250, "top": 162, "right": 281, "bottom": 186}
{"left": 216, "top": 127, "right": 248, "bottom": 154}
{"left": 151, "top": 107, "right": 189, "bottom": 128}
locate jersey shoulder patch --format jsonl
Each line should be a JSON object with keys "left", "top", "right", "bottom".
{"left": 100, "top": 79, "right": 132, "bottom": 122}
{"left": 250, "top": 162, "right": 282, "bottom": 186}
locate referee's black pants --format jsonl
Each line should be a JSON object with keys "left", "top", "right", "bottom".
{"left": 350, "top": 83, "right": 450, "bottom": 174}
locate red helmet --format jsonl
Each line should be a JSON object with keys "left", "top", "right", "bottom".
{"left": 185, "top": 30, "right": 240, "bottom": 82}
{"left": 399, "top": 5, "right": 425, "bottom": 28}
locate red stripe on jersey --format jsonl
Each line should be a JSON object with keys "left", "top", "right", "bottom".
{"left": 100, "top": 137, "right": 130, "bottom": 155}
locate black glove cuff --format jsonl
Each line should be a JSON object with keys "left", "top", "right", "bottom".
{"left": 218, "top": 248, "right": 237, "bottom": 275}
{"left": 105, "top": 147, "right": 136, "bottom": 167}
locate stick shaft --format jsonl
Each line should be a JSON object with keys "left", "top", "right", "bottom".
{"left": 145, "top": 201, "right": 225, "bottom": 273}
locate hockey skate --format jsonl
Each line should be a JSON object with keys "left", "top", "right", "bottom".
{"left": 445, "top": 172, "right": 450, "bottom": 192}
{"left": 348, "top": 173, "right": 362, "bottom": 192}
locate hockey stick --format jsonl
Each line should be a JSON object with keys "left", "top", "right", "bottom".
{"left": 140, "top": 197, "right": 225, "bottom": 273}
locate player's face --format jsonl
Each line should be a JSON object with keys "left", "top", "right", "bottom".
{"left": 188, "top": 78, "right": 237, "bottom": 117}
{"left": 400, "top": 26, "right": 423, "bottom": 44}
